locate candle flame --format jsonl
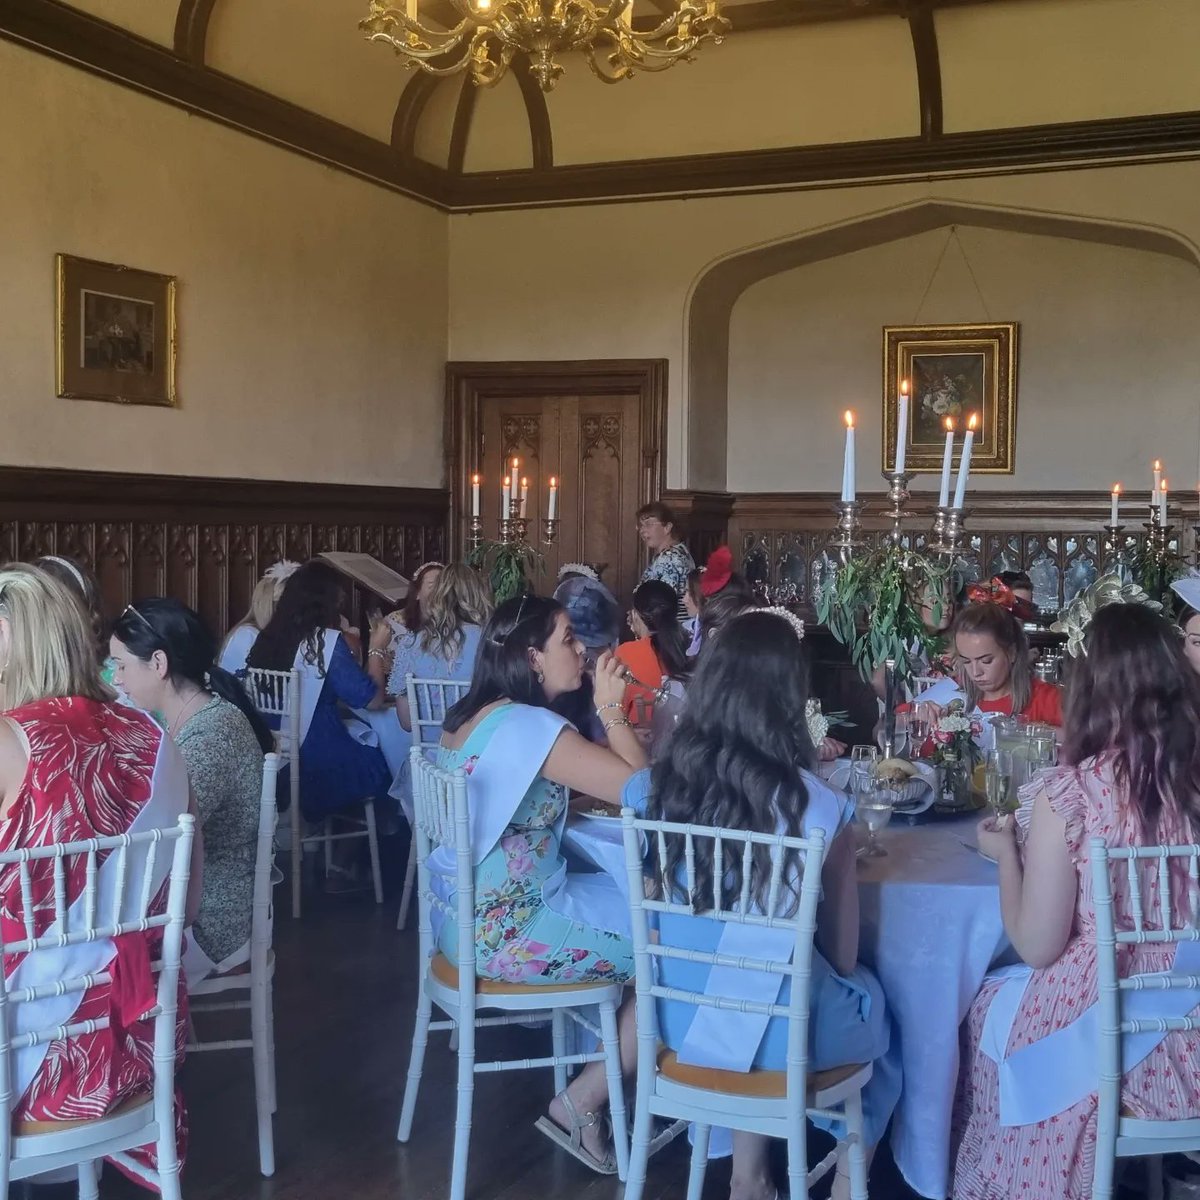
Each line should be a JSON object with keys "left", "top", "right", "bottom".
{"left": 944, "top": 417, "right": 955, "bottom": 432}
{"left": 844, "top": 410, "right": 855, "bottom": 429}
{"left": 1154, "top": 459, "right": 1162, "bottom": 471}
{"left": 900, "top": 378, "right": 909, "bottom": 397}
{"left": 471, "top": 473, "right": 480, "bottom": 485}
{"left": 1112, "top": 482, "right": 1121, "bottom": 495}
{"left": 549, "top": 476, "right": 558, "bottom": 487}
{"left": 967, "top": 413, "right": 978, "bottom": 432}
{"left": 503, "top": 475, "right": 510, "bottom": 488}
{"left": 1163, "top": 479, "right": 1169, "bottom": 494}
{"left": 520, "top": 476, "right": 528, "bottom": 487}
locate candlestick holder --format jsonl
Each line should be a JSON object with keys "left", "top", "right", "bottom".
{"left": 829, "top": 500, "right": 866, "bottom": 564}
{"left": 881, "top": 470, "right": 911, "bottom": 547}
{"left": 930, "top": 506, "right": 966, "bottom": 558}
{"left": 467, "top": 512, "right": 484, "bottom": 555}
{"left": 542, "top": 516, "right": 560, "bottom": 547}
{"left": 512, "top": 516, "right": 530, "bottom": 545}
{"left": 498, "top": 515, "right": 514, "bottom": 545}
{"left": 1102, "top": 524, "right": 1132, "bottom": 580}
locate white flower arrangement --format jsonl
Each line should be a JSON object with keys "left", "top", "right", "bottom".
{"left": 936, "top": 713, "right": 974, "bottom": 734}
{"left": 805, "top": 698, "right": 829, "bottom": 745}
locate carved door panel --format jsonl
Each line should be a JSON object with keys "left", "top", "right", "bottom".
{"left": 480, "top": 391, "right": 643, "bottom": 605}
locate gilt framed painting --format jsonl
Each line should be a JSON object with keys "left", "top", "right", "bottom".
{"left": 882, "top": 322, "right": 1017, "bottom": 474}
{"left": 56, "top": 254, "right": 177, "bottom": 406}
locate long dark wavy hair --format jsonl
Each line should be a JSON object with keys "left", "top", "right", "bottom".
{"left": 649, "top": 610, "right": 815, "bottom": 914}
{"left": 112, "top": 598, "right": 274, "bottom": 753}
{"left": 953, "top": 600, "right": 1032, "bottom": 714}
{"left": 633, "top": 580, "right": 691, "bottom": 683}
{"left": 1064, "top": 604, "right": 1200, "bottom": 834}
{"left": 247, "top": 560, "right": 344, "bottom": 677}
{"left": 444, "top": 595, "right": 565, "bottom": 733}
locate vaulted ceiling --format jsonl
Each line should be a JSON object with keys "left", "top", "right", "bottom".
{"left": 6, "top": 0, "right": 1200, "bottom": 210}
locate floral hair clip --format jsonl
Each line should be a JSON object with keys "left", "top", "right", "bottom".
{"left": 557, "top": 562, "right": 599, "bottom": 582}
{"left": 759, "top": 606, "right": 805, "bottom": 644}
{"left": 263, "top": 560, "right": 300, "bottom": 584}
{"left": 965, "top": 576, "right": 1036, "bottom": 623}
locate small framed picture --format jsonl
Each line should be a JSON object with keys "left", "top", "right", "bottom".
{"left": 56, "top": 254, "right": 177, "bottom": 406}
{"left": 882, "top": 322, "right": 1017, "bottom": 474}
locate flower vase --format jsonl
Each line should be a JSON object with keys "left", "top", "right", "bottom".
{"left": 936, "top": 752, "right": 973, "bottom": 812}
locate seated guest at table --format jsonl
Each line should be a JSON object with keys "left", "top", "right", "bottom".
{"left": 616, "top": 580, "right": 692, "bottom": 727}
{"left": 955, "top": 603, "right": 1200, "bottom": 1200}
{"left": 111, "top": 598, "right": 272, "bottom": 983}
{"left": 683, "top": 567, "right": 704, "bottom": 654}
{"left": 550, "top": 610, "right": 898, "bottom": 1197}
{"left": 916, "top": 601, "right": 1062, "bottom": 727}
{"left": 697, "top": 572, "right": 757, "bottom": 652}
{"left": 34, "top": 555, "right": 106, "bottom": 664}
{"left": 553, "top": 567, "right": 620, "bottom": 668}
{"left": 217, "top": 560, "right": 300, "bottom": 675}
{"left": 636, "top": 501, "right": 695, "bottom": 619}
{"left": 0, "top": 564, "right": 198, "bottom": 1182}
{"left": 379, "top": 560, "right": 444, "bottom": 677}
{"left": 246, "top": 560, "right": 391, "bottom": 830}
{"left": 1171, "top": 574, "right": 1200, "bottom": 677}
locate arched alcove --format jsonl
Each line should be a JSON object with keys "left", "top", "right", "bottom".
{"left": 685, "top": 201, "right": 1200, "bottom": 490}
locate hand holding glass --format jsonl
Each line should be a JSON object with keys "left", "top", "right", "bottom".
{"left": 984, "top": 748, "right": 1016, "bottom": 822}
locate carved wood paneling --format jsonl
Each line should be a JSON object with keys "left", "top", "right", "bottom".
{"left": 0, "top": 467, "right": 448, "bottom": 636}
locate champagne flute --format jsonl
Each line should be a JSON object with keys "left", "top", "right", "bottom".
{"left": 984, "top": 748, "right": 1015, "bottom": 822}
{"left": 909, "top": 714, "right": 930, "bottom": 758}
{"left": 855, "top": 773, "right": 893, "bottom": 858}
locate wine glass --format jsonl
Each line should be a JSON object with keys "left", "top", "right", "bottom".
{"left": 984, "top": 748, "right": 1015, "bottom": 822}
{"left": 909, "top": 714, "right": 930, "bottom": 758}
{"left": 854, "top": 772, "right": 893, "bottom": 858}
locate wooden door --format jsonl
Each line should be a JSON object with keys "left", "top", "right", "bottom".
{"left": 447, "top": 362, "right": 667, "bottom": 607}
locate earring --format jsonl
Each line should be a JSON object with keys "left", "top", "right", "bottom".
{"left": 537, "top": 671, "right": 545, "bottom": 684}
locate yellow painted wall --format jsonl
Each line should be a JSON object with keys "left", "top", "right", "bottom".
{"left": 0, "top": 39, "right": 448, "bottom": 487}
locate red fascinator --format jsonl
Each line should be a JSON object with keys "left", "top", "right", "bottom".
{"left": 965, "top": 576, "right": 1036, "bottom": 623}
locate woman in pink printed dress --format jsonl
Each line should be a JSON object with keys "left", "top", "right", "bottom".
{"left": 0, "top": 564, "right": 197, "bottom": 1190}
{"left": 954, "top": 603, "right": 1200, "bottom": 1200}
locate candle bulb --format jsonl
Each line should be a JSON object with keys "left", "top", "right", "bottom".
{"left": 1160, "top": 479, "right": 1169, "bottom": 525}
{"left": 895, "top": 379, "right": 910, "bottom": 475}
{"left": 1110, "top": 482, "right": 1120, "bottom": 527}
{"left": 841, "top": 410, "right": 856, "bottom": 503}
{"left": 1152, "top": 458, "right": 1162, "bottom": 508}
{"left": 471, "top": 472, "right": 481, "bottom": 518}
{"left": 510, "top": 458, "right": 520, "bottom": 507}
{"left": 520, "top": 476, "right": 529, "bottom": 517}
{"left": 938, "top": 417, "right": 956, "bottom": 508}
{"left": 952, "top": 413, "right": 977, "bottom": 511}
{"left": 547, "top": 475, "right": 558, "bottom": 521}
{"left": 502, "top": 474, "right": 511, "bottom": 520}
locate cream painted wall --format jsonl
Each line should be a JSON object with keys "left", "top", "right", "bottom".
{"left": 1, "top": 40, "right": 448, "bottom": 488}
{"left": 727, "top": 227, "right": 1200, "bottom": 494}
{"left": 447, "top": 159, "right": 1200, "bottom": 491}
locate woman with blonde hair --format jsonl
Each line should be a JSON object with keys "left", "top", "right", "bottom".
{"left": 0, "top": 564, "right": 199, "bottom": 1184}
{"left": 217, "top": 560, "right": 300, "bottom": 674}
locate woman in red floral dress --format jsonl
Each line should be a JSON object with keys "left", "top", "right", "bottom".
{"left": 954, "top": 604, "right": 1200, "bottom": 1200}
{"left": 0, "top": 565, "right": 197, "bottom": 1190}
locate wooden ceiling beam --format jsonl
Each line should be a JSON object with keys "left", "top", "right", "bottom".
{"left": 905, "top": 0, "right": 943, "bottom": 139}
{"left": 173, "top": 0, "right": 217, "bottom": 65}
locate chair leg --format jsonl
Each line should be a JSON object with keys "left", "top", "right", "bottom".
{"left": 787, "top": 1111, "right": 809, "bottom": 1200}
{"left": 598, "top": 1001, "right": 629, "bottom": 1182}
{"left": 448, "top": 1014, "right": 477, "bottom": 1200}
{"left": 156, "top": 1122, "right": 184, "bottom": 1200}
{"left": 364, "top": 801, "right": 384, "bottom": 905}
{"left": 686, "top": 1125, "right": 710, "bottom": 1200}
{"left": 265, "top": 977, "right": 278, "bottom": 1114}
{"left": 551, "top": 1009, "right": 568, "bottom": 1097}
{"left": 251, "top": 972, "right": 276, "bottom": 1177}
{"left": 77, "top": 1160, "right": 99, "bottom": 1200}
{"left": 1091, "top": 1140, "right": 1116, "bottom": 1200}
{"left": 398, "top": 988, "right": 434, "bottom": 1142}
{"left": 623, "top": 1093, "right": 654, "bottom": 1200}
{"left": 291, "top": 807, "right": 302, "bottom": 919}
{"left": 1148, "top": 1155, "right": 1165, "bottom": 1200}
{"left": 397, "top": 835, "right": 417, "bottom": 931}
{"left": 844, "top": 1088, "right": 869, "bottom": 1200}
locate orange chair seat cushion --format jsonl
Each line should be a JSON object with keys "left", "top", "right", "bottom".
{"left": 429, "top": 951, "right": 621, "bottom": 996}
{"left": 656, "top": 1048, "right": 865, "bottom": 1099}
{"left": 14, "top": 1090, "right": 152, "bottom": 1135}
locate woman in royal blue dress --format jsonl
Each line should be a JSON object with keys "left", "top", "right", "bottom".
{"left": 245, "top": 560, "right": 391, "bottom": 826}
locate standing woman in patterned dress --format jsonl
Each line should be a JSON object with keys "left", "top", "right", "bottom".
{"left": 0, "top": 564, "right": 199, "bottom": 1187}
{"left": 635, "top": 502, "right": 695, "bottom": 620}
{"left": 954, "top": 603, "right": 1200, "bottom": 1200}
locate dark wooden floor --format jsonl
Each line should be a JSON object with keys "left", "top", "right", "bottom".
{"left": 27, "top": 870, "right": 924, "bottom": 1200}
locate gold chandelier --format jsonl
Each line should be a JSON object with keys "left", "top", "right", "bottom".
{"left": 359, "top": 0, "right": 729, "bottom": 92}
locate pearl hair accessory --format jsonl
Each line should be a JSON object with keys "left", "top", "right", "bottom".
{"left": 759, "top": 606, "right": 806, "bottom": 644}
{"left": 557, "top": 562, "right": 599, "bottom": 582}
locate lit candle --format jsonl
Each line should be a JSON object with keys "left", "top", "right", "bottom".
{"left": 471, "top": 472, "right": 481, "bottom": 518}
{"left": 547, "top": 475, "right": 558, "bottom": 521}
{"left": 502, "top": 474, "right": 511, "bottom": 520}
{"left": 510, "top": 458, "right": 520, "bottom": 508}
{"left": 520, "top": 476, "right": 529, "bottom": 517}
{"left": 841, "top": 410, "right": 856, "bottom": 503}
{"left": 895, "top": 379, "right": 909, "bottom": 475}
{"left": 1160, "top": 478, "right": 1169, "bottom": 525}
{"left": 952, "top": 413, "right": 977, "bottom": 510}
{"left": 1152, "top": 459, "right": 1162, "bottom": 507}
{"left": 1110, "top": 482, "right": 1121, "bottom": 527}
{"left": 938, "top": 417, "right": 956, "bottom": 508}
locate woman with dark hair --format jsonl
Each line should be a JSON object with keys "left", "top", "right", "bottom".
{"left": 697, "top": 582, "right": 757, "bottom": 650}
{"left": 615, "top": 580, "right": 692, "bottom": 726}
{"left": 217, "top": 560, "right": 299, "bottom": 675}
{"left": 955, "top": 604, "right": 1200, "bottom": 1200}
{"left": 636, "top": 501, "right": 695, "bottom": 618}
{"left": 436, "top": 595, "right": 647, "bottom": 1171}
{"left": 1171, "top": 576, "right": 1200, "bottom": 676}
{"left": 246, "top": 560, "right": 391, "bottom": 826}
{"left": 111, "top": 598, "right": 271, "bottom": 982}
{"left": 547, "top": 611, "right": 898, "bottom": 1197}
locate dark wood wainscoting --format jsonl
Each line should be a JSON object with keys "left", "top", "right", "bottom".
{"left": 662, "top": 489, "right": 735, "bottom": 568}
{"left": 0, "top": 467, "right": 448, "bottom": 636}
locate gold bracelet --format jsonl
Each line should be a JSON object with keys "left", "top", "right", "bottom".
{"left": 596, "top": 701, "right": 623, "bottom": 714}
{"left": 602, "top": 716, "right": 633, "bottom": 734}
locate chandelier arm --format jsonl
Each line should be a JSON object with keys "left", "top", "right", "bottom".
{"left": 363, "top": 30, "right": 479, "bottom": 69}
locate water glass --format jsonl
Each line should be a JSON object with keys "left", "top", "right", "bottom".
{"left": 855, "top": 773, "right": 893, "bottom": 858}
{"left": 878, "top": 713, "right": 911, "bottom": 758}
{"left": 850, "top": 744, "right": 878, "bottom": 790}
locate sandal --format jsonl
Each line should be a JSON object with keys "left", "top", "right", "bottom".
{"left": 534, "top": 1090, "right": 618, "bottom": 1176}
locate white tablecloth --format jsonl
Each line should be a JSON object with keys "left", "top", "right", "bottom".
{"left": 857, "top": 814, "right": 1009, "bottom": 1200}
{"left": 561, "top": 813, "right": 631, "bottom": 900}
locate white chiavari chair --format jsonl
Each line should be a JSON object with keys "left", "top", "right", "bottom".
{"left": 1090, "top": 837, "right": 1200, "bottom": 1200}
{"left": 396, "top": 674, "right": 471, "bottom": 931}
{"left": 186, "top": 753, "right": 280, "bottom": 1177}
{"left": 619, "top": 810, "right": 871, "bottom": 1200}
{"left": 398, "top": 749, "right": 629, "bottom": 1200}
{"left": 0, "top": 815, "right": 195, "bottom": 1200}
{"left": 242, "top": 667, "right": 382, "bottom": 917}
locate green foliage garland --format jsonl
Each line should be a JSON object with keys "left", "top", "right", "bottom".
{"left": 466, "top": 539, "right": 543, "bottom": 604}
